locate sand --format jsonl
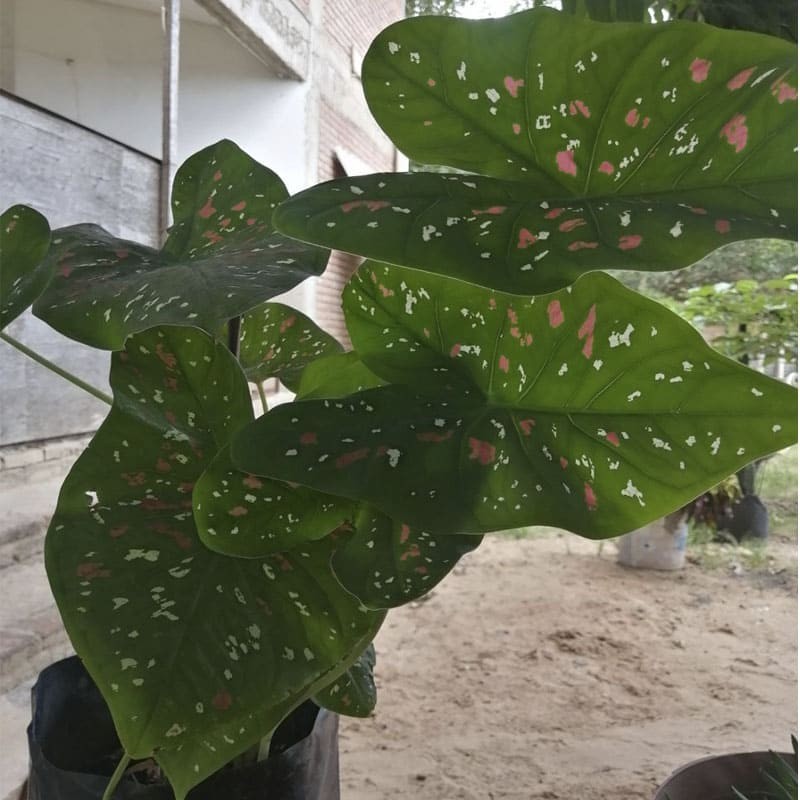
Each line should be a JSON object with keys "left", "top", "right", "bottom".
{"left": 339, "top": 533, "right": 797, "bottom": 799}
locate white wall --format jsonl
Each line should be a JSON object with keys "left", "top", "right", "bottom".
{"left": 7, "top": 0, "right": 309, "bottom": 191}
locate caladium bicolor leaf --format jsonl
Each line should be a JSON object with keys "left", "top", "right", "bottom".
{"left": 33, "top": 141, "right": 328, "bottom": 349}
{"left": 295, "top": 350, "right": 387, "bottom": 400}
{"left": 231, "top": 265, "right": 797, "bottom": 537}
{"left": 238, "top": 302, "right": 343, "bottom": 387}
{"left": 45, "top": 326, "right": 383, "bottom": 798}
{"left": 313, "top": 643, "right": 377, "bottom": 718}
{"left": 0, "top": 205, "right": 52, "bottom": 330}
{"left": 194, "top": 443, "right": 356, "bottom": 557}
{"left": 332, "top": 506, "right": 482, "bottom": 609}
{"left": 274, "top": 11, "right": 797, "bottom": 293}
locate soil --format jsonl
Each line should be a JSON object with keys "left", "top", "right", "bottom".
{"left": 339, "top": 533, "right": 797, "bottom": 799}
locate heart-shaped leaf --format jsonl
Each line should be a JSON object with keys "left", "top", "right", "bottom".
{"left": 33, "top": 141, "right": 329, "bottom": 349}
{"left": 45, "top": 326, "right": 383, "bottom": 798}
{"left": 313, "top": 643, "right": 377, "bottom": 718}
{"left": 238, "top": 302, "right": 343, "bottom": 387}
{"left": 194, "top": 443, "right": 356, "bottom": 558}
{"left": 332, "top": 506, "right": 482, "bottom": 609}
{"left": 0, "top": 205, "right": 52, "bottom": 330}
{"left": 231, "top": 265, "right": 797, "bottom": 537}
{"left": 193, "top": 340, "right": 471, "bottom": 606}
{"left": 295, "top": 350, "right": 387, "bottom": 400}
{"left": 275, "top": 10, "right": 796, "bottom": 293}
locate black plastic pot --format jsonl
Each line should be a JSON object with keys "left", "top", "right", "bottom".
{"left": 654, "top": 751, "right": 795, "bottom": 800}
{"left": 27, "top": 656, "right": 339, "bottom": 800}
{"left": 727, "top": 494, "right": 770, "bottom": 541}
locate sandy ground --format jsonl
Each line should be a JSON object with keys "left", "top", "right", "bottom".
{"left": 339, "top": 533, "right": 797, "bottom": 800}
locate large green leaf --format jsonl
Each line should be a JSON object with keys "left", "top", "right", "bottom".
{"left": 332, "top": 507, "right": 481, "bottom": 609}
{"left": 33, "top": 141, "right": 328, "bottom": 349}
{"left": 0, "top": 205, "right": 52, "bottom": 330}
{"left": 194, "top": 443, "right": 356, "bottom": 557}
{"left": 274, "top": 10, "right": 797, "bottom": 293}
{"left": 295, "top": 350, "right": 387, "bottom": 400}
{"left": 45, "top": 326, "right": 382, "bottom": 798}
{"left": 238, "top": 302, "right": 343, "bottom": 387}
{"left": 313, "top": 643, "right": 377, "bottom": 718}
{"left": 231, "top": 264, "right": 797, "bottom": 537}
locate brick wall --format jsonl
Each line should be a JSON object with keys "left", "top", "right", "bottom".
{"left": 312, "top": 0, "right": 405, "bottom": 344}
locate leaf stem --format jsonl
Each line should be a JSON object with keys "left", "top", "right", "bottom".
{"left": 0, "top": 331, "right": 113, "bottom": 405}
{"left": 102, "top": 752, "right": 131, "bottom": 800}
{"left": 257, "top": 381, "right": 269, "bottom": 415}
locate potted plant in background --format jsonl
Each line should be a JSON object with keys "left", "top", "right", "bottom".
{"left": 0, "top": 7, "right": 796, "bottom": 799}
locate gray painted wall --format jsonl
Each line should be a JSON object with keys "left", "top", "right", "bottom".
{"left": 0, "top": 93, "right": 159, "bottom": 446}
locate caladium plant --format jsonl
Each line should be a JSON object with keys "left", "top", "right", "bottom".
{"left": 0, "top": 7, "right": 796, "bottom": 800}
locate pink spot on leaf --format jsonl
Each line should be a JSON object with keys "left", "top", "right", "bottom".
{"left": 379, "top": 284, "right": 394, "bottom": 298}
{"left": 727, "top": 67, "right": 755, "bottom": 90}
{"left": 519, "top": 418, "right": 536, "bottom": 436}
{"left": 423, "top": 120, "right": 433, "bottom": 126}
{"left": 231, "top": 201, "right": 247, "bottom": 212}
{"left": 473, "top": 206, "right": 507, "bottom": 216}
{"left": 399, "top": 524, "right": 411, "bottom": 544}
{"left": 416, "top": 429, "right": 454, "bottom": 443}
{"left": 427, "top": 78, "right": 436, "bottom": 87}
{"left": 198, "top": 198, "right": 216, "bottom": 219}
{"left": 213, "top": 170, "right": 223, "bottom": 181}
{"left": 76, "top": 562, "right": 110, "bottom": 579}
{"left": 559, "top": 218, "right": 586, "bottom": 233}
{"left": 625, "top": 108, "right": 640, "bottom": 127}
{"left": 690, "top": 57, "right": 711, "bottom": 83}
{"left": 715, "top": 219, "right": 731, "bottom": 234}
{"left": 517, "top": 228, "right": 538, "bottom": 249}
{"left": 773, "top": 80, "right": 798, "bottom": 104}
{"left": 280, "top": 315, "right": 296, "bottom": 333}
{"left": 606, "top": 432, "right": 620, "bottom": 447}
{"left": 618, "top": 234, "right": 642, "bottom": 251}
{"left": 498, "top": 355, "right": 510, "bottom": 373}
{"left": 212, "top": 691, "right": 233, "bottom": 711}
{"left": 556, "top": 150, "right": 577, "bottom": 177}
{"left": 342, "top": 199, "right": 391, "bottom": 213}
{"left": 569, "top": 99, "right": 591, "bottom": 118}
{"left": 243, "top": 475, "right": 263, "bottom": 489}
{"left": 450, "top": 343, "right": 462, "bottom": 357}
{"left": 300, "top": 432, "right": 318, "bottom": 445}
{"left": 468, "top": 438, "right": 496, "bottom": 466}
{"left": 584, "top": 483, "right": 598, "bottom": 511}
{"left": 336, "top": 448, "right": 370, "bottom": 469}
{"left": 512, "top": 123, "right": 521, "bottom": 135}
{"left": 229, "top": 506, "right": 248, "bottom": 517}
{"left": 560, "top": 456, "right": 568, "bottom": 470}
{"left": 400, "top": 544, "right": 421, "bottom": 561}
{"left": 690, "top": 207, "right": 707, "bottom": 215}
{"left": 598, "top": 161, "right": 614, "bottom": 175}
{"left": 545, "top": 208, "right": 564, "bottom": 220}
{"left": 567, "top": 240, "right": 599, "bottom": 251}
{"left": 504, "top": 75, "right": 525, "bottom": 97}
{"left": 720, "top": 114, "right": 748, "bottom": 152}
{"left": 578, "top": 304, "right": 597, "bottom": 360}
{"left": 548, "top": 300, "right": 564, "bottom": 328}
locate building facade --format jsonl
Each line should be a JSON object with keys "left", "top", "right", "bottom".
{"left": 0, "top": 0, "right": 405, "bottom": 450}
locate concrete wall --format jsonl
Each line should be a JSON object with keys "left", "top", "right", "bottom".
{"left": 3, "top": 0, "right": 308, "bottom": 191}
{"left": 0, "top": 94, "right": 160, "bottom": 446}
